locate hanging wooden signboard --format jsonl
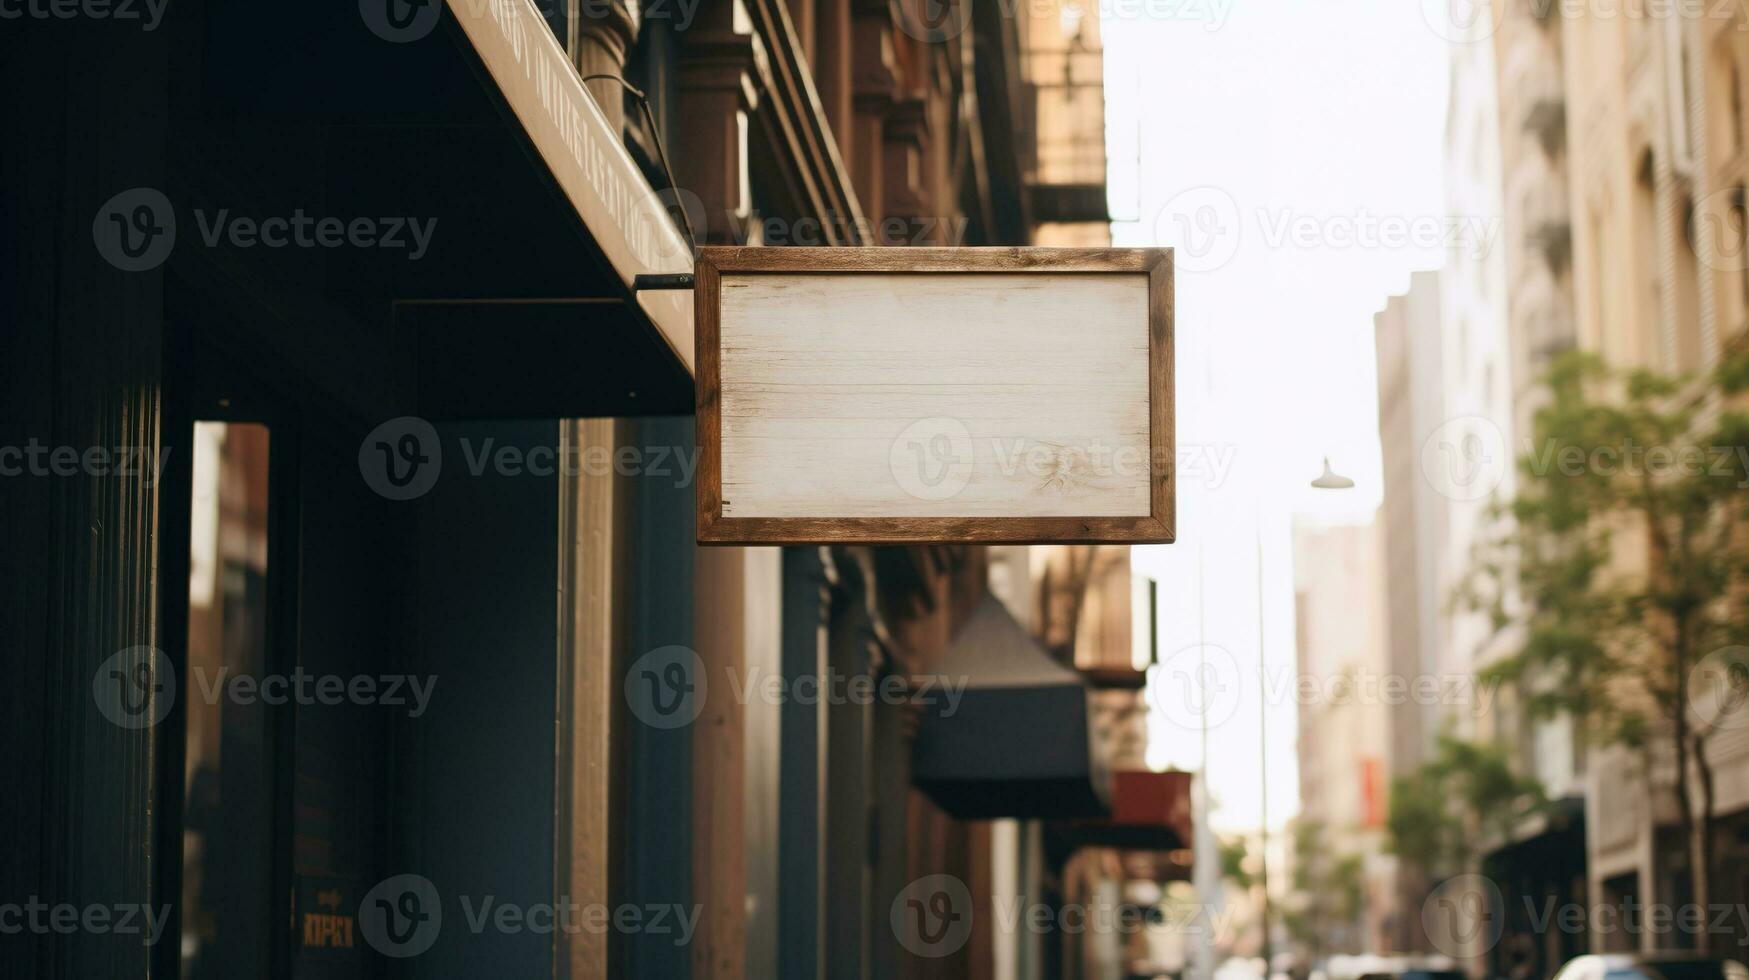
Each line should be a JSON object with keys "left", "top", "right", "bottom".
{"left": 694, "top": 247, "right": 1174, "bottom": 544}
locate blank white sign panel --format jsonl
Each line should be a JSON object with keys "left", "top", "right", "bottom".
{"left": 717, "top": 271, "right": 1152, "bottom": 519}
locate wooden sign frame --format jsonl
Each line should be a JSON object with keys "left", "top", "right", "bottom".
{"left": 694, "top": 246, "right": 1174, "bottom": 545}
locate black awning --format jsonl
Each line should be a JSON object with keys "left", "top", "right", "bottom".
{"left": 912, "top": 594, "right": 1109, "bottom": 820}
{"left": 1055, "top": 769, "right": 1193, "bottom": 852}
{"left": 190, "top": 0, "right": 695, "bottom": 422}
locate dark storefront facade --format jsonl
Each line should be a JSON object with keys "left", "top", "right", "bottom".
{"left": 0, "top": 0, "right": 1144, "bottom": 977}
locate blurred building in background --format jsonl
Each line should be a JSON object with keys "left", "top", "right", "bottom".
{"left": 1373, "top": 270, "right": 1448, "bottom": 771}
{"left": 1021, "top": 0, "right": 1111, "bottom": 247}
{"left": 1475, "top": 4, "right": 1590, "bottom": 977}
{"left": 1350, "top": 4, "right": 1749, "bottom": 975}
{"left": 1290, "top": 518, "right": 1396, "bottom": 956}
{"left": 1556, "top": 0, "right": 1749, "bottom": 952}
{"left": 1443, "top": 0, "right": 1517, "bottom": 726}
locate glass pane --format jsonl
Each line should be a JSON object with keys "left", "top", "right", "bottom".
{"left": 182, "top": 421, "right": 273, "bottom": 979}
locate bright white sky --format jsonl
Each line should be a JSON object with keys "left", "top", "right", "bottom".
{"left": 1104, "top": 1, "right": 1453, "bottom": 833}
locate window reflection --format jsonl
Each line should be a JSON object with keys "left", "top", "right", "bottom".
{"left": 182, "top": 421, "right": 273, "bottom": 979}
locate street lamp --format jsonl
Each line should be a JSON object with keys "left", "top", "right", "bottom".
{"left": 1256, "top": 458, "right": 1356, "bottom": 978}
{"left": 1310, "top": 457, "right": 1355, "bottom": 490}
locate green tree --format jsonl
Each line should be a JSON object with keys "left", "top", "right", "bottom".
{"left": 1385, "top": 731, "right": 1544, "bottom": 878}
{"left": 1461, "top": 350, "right": 1749, "bottom": 950}
{"left": 1284, "top": 819, "right": 1366, "bottom": 959}
{"left": 1219, "top": 834, "right": 1255, "bottom": 891}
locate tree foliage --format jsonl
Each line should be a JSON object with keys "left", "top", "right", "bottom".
{"left": 1459, "top": 349, "right": 1749, "bottom": 937}
{"left": 1284, "top": 819, "right": 1367, "bottom": 958}
{"left": 1385, "top": 731, "right": 1544, "bottom": 878}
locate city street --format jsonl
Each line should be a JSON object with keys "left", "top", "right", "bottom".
{"left": 3, "top": 1, "right": 1749, "bottom": 978}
